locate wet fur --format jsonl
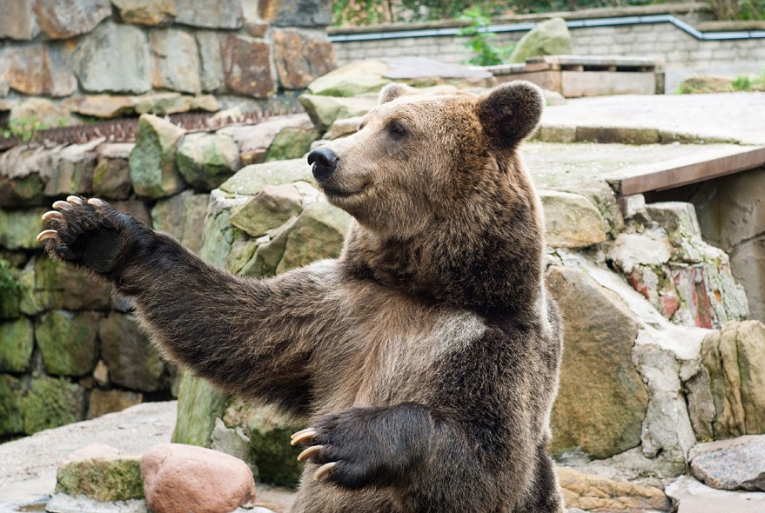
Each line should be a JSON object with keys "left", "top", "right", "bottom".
{"left": 40, "top": 82, "right": 564, "bottom": 513}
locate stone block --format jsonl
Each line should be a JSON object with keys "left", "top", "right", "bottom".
{"left": 133, "top": 93, "right": 193, "bottom": 115}
{"left": 9, "top": 98, "right": 75, "bottom": 128}
{"left": 64, "top": 96, "right": 137, "bottom": 119}
{"left": 174, "top": 0, "right": 243, "bottom": 29}
{"left": 93, "top": 143, "right": 135, "bottom": 199}
{"left": 176, "top": 133, "right": 241, "bottom": 191}
{"left": 540, "top": 190, "right": 607, "bottom": 248}
{"left": 0, "top": 0, "right": 40, "bottom": 40}
{"left": 99, "top": 313, "right": 164, "bottom": 392}
{"left": 220, "top": 158, "right": 313, "bottom": 196}
{"left": 57, "top": 455, "right": 144, "bottom": 501}
{"left": 558, "top": 466, "right": 671, "bottom": 512}
{"left": 46, "top": 139, "right": 103, "bottom": 197}
{"left": 2, "top": 44, "right": 77, "bottom": 97}
{"left": 195, "top": 31, "right": 224, "bottom": 93}
{"left": 230, "top": 184, "right": 303, "bottom": 238}
{"left": 547, "top": 266, "right": 647, "bottom": 459}
{"left": 509, "top": 18, "right": 572, "bottom": 63}
{"left": 75, "top": 21, "right": 152, "bottom": 95}
{"left": 33, "top": 0, "right": 111, "bottom": 39}
{"left": 299, "top": 94, "right": 376, "bottom": 133}
{"left": 259, "top": 0, "right": 332, "bottom": 27}
{"left": 21, "top": 256, "right": 112, "bottom": 314}
{"left": 112, "top": 0, "right": 175, "bottom": 26}
{"left": 266, "top": 127, "right": 319, "bottom": 162}
{"left": 0, "top": 208, "right": 46, "bottom": 250}
{"left": 0, "top": 318, "right": 34, "bottom": 373}
{"left": 246, "top": 404, "right": 304, "bottom": 487}
{"left": 221, "top": 35, "right": 275, "bottom": 98}
{"left": 23, "top": 376, "right": 86, "bottom": 434}
{"left": 272, "top": 28, "right": 336, "bottom": 90}
{"left": 151, "top": 28, "right": 202, "bottom": 95}
{"left": 36, "top": 310, "right": 100, "bottom": 377}
{"left": 151, "top": 190, "right": 209, "bottom": 254}
{"left": 730, "top": 237, "right": 765, "bottom": 323}
{"left": 87, "top": 389, "right": 144, "bottom": 419}
{"left": 690, "top": 435, "right": 765, "bottom": 492}
{"left": 0, "top": 374, "right": 24, "bottom": 436}
{"left": 129, "top": 114, "right": 187, "bottom": 199}
{"left": 172, "top": 373, "right": 227, "bottom": 447}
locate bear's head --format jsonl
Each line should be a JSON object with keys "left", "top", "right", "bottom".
{"left": 308, "top": 81, "right": 546, "bottom": 315}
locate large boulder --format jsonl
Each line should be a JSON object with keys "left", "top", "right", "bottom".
{"left": 266, "top": 127, "right": 320, "bottom": 162}
{"left": 272, "top": 28, "right": 335, "bottom": 90}
{"left": 547, "top": 266, "right": 648, "bottom": 459}
{"left": 510, "top": 17, "right": 572, "bottom": 64}
{"left": 540, "top": 190, "right": 606, "bottom": 248}
{"left": 230, "top": 183, "right": 303, "bottom": 238}
{"left": 172, "top": 373, "right": 227, "bottom": 447}
{"left": 557, "top": 466, "right": 671, "bottom": 512}
{"left": 129, "top": 114, "right": 187, "bottom": 198}
{"left": 690, "top": 435, "right": 765, "bottom": 491}
{"left": 176, "top": 133, "right": 241, "bottom": 190}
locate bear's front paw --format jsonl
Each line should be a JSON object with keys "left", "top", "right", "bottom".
{"left": 291, "top": 406, "right": 430, "bottom": 489}
{"left": 37, "top": 196, "right": 137, "bottom": 274}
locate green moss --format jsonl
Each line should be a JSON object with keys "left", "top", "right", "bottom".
{"left": 56, "top": 456, "right": 144, "bottom": 501}
{"left": 0, "top": 374, "right": 24, "bottom": 436}
{"left": 266, "top": 128, "right": 319, "bottom": 162}
{"left": 0, "top": 318, "right": 34, "bottom": 372}
{"left": 22, "top": 376, "right": 85, "bottom": 434}
{"left": 172, "top": 372, "right": 227, "bottom": 447}
{"left": 248, "top": 406, "right": 304, "bottom": 488}
{"left": 36, "top": 311, "right": 100, "bottom": 377}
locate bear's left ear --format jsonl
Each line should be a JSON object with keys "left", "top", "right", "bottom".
{"left": 379, "top": 83, "right": 417, "bottom": 104}
{"left": 477, "top": 81, "right": 544, "bottom": 148}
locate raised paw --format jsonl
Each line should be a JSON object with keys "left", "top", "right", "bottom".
{"left": 38, "top": 196, "right": 136, "bottom": 274}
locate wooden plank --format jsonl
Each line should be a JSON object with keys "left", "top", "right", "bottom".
{"left": 561, "top": 71, "right": 656, "bottom": 97}
{"left": 608, "top": 146, "right": 765, "bottom": 196}
{"left": 494, "top": 70, "right": 562, "bottom": 92}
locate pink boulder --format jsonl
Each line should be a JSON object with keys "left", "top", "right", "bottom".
{"left": 141, "top": 443, "right": 256, "bottom": 513}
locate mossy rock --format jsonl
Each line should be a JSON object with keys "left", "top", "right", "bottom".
{"left": 247, "top": 405, "right": 305, "bottom": 488}
{"left": 22, "top": 376, "right": 85, "bottom": 434}
{"left": 266, "top": 127, "right": 320, "bottom": 162}
{"left": 0, "top": 374, "right": 24, "bottom": 436}
{"left": 0, "top": 318, "right": 34, "bottom": 373}
{"left": 172, "top": 372, "right": 227, "bottom": 447}
{"left": 56, "top": 456, "right": 144, "bottom": 501}
{"left": 36, "top": 311, "right": 100, "bottom": 377}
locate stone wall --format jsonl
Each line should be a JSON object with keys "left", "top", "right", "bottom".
{"left": 0, "top": 0, "right": 336, "bottom": 124}
{"left": 0, "top": 109, "right": 322, "bottom": 440}
{"left": 330, "top": 6, "right": 765, "bottom": 93}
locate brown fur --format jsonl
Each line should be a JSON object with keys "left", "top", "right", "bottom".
{"left": 40, "top": 81, "right": 563, "bottom": 513}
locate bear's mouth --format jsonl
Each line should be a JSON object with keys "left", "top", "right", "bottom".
{"left": 321, "top": 183, "right": 369, "bottom": 199}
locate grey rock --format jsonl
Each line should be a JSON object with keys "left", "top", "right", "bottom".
{"left": 195, "top": 31, "right": 224, "bottom": 93}
{"left": 230, "top": 183, "right": 303, "bottom": 238}
{"left": 691, "top": 435, "right": 765, "bottom": 491}
{"left": 607, "top": 231, "right": 673, "bottom": 274}
{"left": 151, "top": 190, "right": 209, "bottom": 254}
{"left": 99, "top": 313, "right": 164, "bottom": 393}
{"left": 540, "top": 190, "right": 607, "bottom": 248}
{"left": 46, "top": 138, "right": 104, "bottom": 196}
{"left": 94, "top": 143, "right": 134, "bottom": 200}
{"left": 272, "top": 28, "right": 336, "bottom": 90}
{"left": 112, "top": 0, "right": 175, "bottom": 26}
{"left": 210, "top": 418, "right": 252, "bottom": 472}
{"left": 220, "top": 34, "right": 274, "bottom": 98}
{"left": 33, "top": 0, "right": 111, "bottom": 39}
{"left": 259, "top": 0, "right": 332, "bottom": 27}
{"left": 219, "top": 159, "right": 313, "bottom": 196}
{"left": 646, "top": 201, "right": 702, "bottom": 238}
{"left": 174, "top": 0, "right": 243, "bottom": 29}
{"left": 2, "top": 43, "right": 77, "bottom": 97}
{"left": 323, "top": 116, "right": 363, "bottom": 140}
{"left": 36, "top": 310, "right": 100, "bottom": 377}
{"left": 0, "top": 0, "right": 40, "bottom": 40}
{"left": 129, "top": 114, "right": 187, "bottom": 199}
{"left": 150, "top": 28, "right": 201, "bottom": 95}
{"left": 666, "top": 474, "right": 765, "bottom": 513}
{"left": 10, "top": 98, "right": 74, "bottom": 127}
{"left": 509, "top": 17, "right": 572, "bottom": 64}
{"left": 75, "top": 21, "right": 152, "bottom": 94}
{"left": 133, "top": 93, "right": 193, "bottom": 115}
{"left": 176, "top": 132, "right": 241, "bottom": 191}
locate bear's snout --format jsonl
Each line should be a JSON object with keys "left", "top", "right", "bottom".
{"left": 308, "top": 147, "right": 339, "bottom": 181}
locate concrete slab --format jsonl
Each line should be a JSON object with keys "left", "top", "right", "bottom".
{"left": 541, "top": 92, "right": 765, "bottom": 145}
{"left": 666, "top": 475, "right": 765, "bottom": 513}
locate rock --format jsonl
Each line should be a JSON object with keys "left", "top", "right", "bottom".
{"left": 177, "top": 133, "right": 241, "bottom": 190}
{"left": 547, "top": 266, "right": 647, "bottom": 459}
{"left": 150, "top": 28, "right": 201, "bottom": 94}
{"left": 557, "top": 466, "right": 671, "bottom": 512}
{"left": 195, "top": 31, "right": 224, "bottom": 93}
{"left": 690, "top": 321, "right": 765, "bottom": 439}
{"left": 0, "top": 145, "right": 53, "bottom": 208}
{"left": 277, "top": 201, "right": 352, "bottom": 273}
{"left": 266, "top": 127, "right": 319, "bottom": 162}
{"left": 679, "top": 75, "right": 735, "bottom": 94}
{"left": 230, "top": 183, "right": 303, "bottom": 238}
{"left": 272, "top": 28, "right": 336, "bottom": 90}
{"left": 236, "top": 220, "right": 292, "bottom": 278}
{"left": 0, "top": 0, "right": 40, "bottom": 40}
{"left": 0, "top": 318, "right": 34, "bottom": 373}
{"left": 21, "top": 256, "right": 112, "bottom": 314}
{"left": 211, "top": 417, "right": 252, "bottom": 472}
{"left": 510, "top": 17, "right": 572, "bottom": 64}
{"left": 299, "top": 94, "right": 377, "bottom": 133}
{"left": 99, "top": 313, "right": 165, "bottom": 393}
{"left": 88, "top": 389, "right": 144, "bottom": 419}
{"left": 46, "top": 494, "right": 149, "bottom": 513}
{"left": 307, "top": 60, "right": 392, "bottom": 98}
{"left": 646, "top": 202, "right": 702, "bottom": 238}
{"left": 246, "top": 405, "right": 304, "bottom": 487}
{"left": 9, "top": 98, "right": 74, "bottom": 128}
{"left": 64, "top": 96, "right": 137, "bottom": 119}
{"left": 221, "top": 35, "right": 274, "bottom": 98}
{"left": 690, "top": 435, "right": 765, "bottom": 491}
{"left": 94, "top": 143, "right": 135, "bottom": 199}
{"left": 61, "top": 443, "right": 121, "bottom": 465}
{"left": 57, "top": 455, "right": 144, "bottom": 501}
{"left": 220, "top": 114, "right": 315, "bottom": 156}
{"left": 323, "top": 116, "right": 362, "bottom": 140}
{"left": 174, "top": 0, "right": 243, "bottom": 29}
{"left": 129, "top": 114, "right": 187, "bottom": 199}
{"left": 730, "top": 239, "right": 765, "bottom": 323}
{"left": 152, "top": 191, "right": 209, "bottom": 254}
{"left": 0, "top": 208, "right": 46, "bottom": 250}
{"left": 607, "top": 232, "right": 673, "bottom": 274}
{"left": 133, "top": 92, "right": 194, "bottom": 115}
{"left": 33, "top": 0, "right": 111, "bottom": 39}
{"left": 2, "top": 44, "right": 78, "bottom": 97}
{"left": 142, "top": 443, "right": 256, "bottom": 513}
{"left": 540, "top": 190, "right": 607, "bottom": 248}
{"left": 75, "top": 21, "right": 152, "bottom": 94}
{"left": 198, "top": 191, "right": 248, "bottom": 267}
{"left": 259, "top": 0, "right": 332, "bottom": 27}
{"left": 220, "top": 159, "right": 314, "bottom": 196}
{"left": 0, "top": 374, "right": 24, "bottom": 436}
{"left": 23, "top": 376, "right": 86, "bottom": 434}
{"left": 36, "top": 310, "right": 100, "bottom": 377}
{"left": 93, "top": 360, "right": 110, "bottom": 387}
{"left": 46, "top": 138, "right": 104, "bottom": 196}
{"left": 668, "top": 475, "right": 765, "bottom": 513}
{"left": 172, "top": 373, "right": 227, "bottom": 447}
{"left": 190, "top": 95, "right": 220, "bottom": 112}
{"left": 112, "top": 0, "right": 175, "bottom": 26}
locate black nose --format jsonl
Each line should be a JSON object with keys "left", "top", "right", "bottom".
{"left": 307, "top": 147, "right": 338, "bottom": 181}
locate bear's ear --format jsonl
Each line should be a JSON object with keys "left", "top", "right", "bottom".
{"left": 477, "top": 81, "right": 544, "bottom": 148}
{"left": 379, "top": 83, "right": 417, "bottom": 104}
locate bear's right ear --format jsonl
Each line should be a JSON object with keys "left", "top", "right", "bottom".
{"left": 477, "top": 81, "right": 544, "bottom": 149}
{"left": 379, "top": 83, "right": 417, "bottom": 104}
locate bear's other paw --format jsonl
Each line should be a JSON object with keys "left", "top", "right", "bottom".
{"left": 38, "top": 196, "right": 144, "bottom": 274}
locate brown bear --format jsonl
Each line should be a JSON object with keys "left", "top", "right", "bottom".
{"left": 38, "top": 81, "right": 564, "bottom": 513}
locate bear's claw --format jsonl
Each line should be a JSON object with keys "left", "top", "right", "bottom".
{"left": 290, "top": 428, "right": 318, "bottom": 446}
{"left": 313, "top": 462, "right": 337, "bottom": 482}
{"left": 36, "top": 230, "right": 58, "bottom": 242}
{"left": 297, "top": 445, "right": 324, "bottom": 462}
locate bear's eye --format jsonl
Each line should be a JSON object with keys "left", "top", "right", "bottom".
{"left": 357, "top": 122, "right": 366, "bottom": 131}
{"left": 387, "top": 120, "right": 408, "bottom": 138}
